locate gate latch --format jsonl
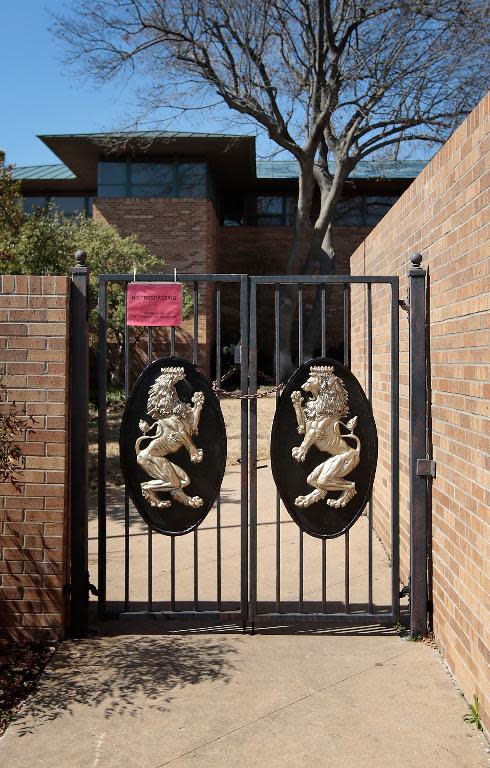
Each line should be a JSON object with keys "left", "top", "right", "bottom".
{"left": 416, "top": 459, "right": 436, "bottom": 479}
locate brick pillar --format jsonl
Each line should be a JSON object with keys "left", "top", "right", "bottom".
{"left": 0, "top": 275, "right": 70, "bottom": 641}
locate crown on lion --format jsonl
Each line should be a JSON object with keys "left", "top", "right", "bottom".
{"left": 309, "top": 365, "right": 335, "bottom": 376}
{"left": 156, "top": 366, "right": 185, "bottom": 384}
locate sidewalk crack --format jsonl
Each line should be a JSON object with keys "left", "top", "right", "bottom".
{"left": 153, "top": 648, "right": 407, "bottom": 767}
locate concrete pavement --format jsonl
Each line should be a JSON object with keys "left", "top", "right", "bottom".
{"left": 1, "top": 463, "right": 487, "bottom": 767}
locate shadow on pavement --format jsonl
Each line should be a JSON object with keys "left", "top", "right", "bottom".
{"left": 14, "top": 632, "right": 237, "bottom": 736}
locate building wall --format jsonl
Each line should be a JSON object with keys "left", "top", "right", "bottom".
{"left": 0, "top": 275, "right": 70, "bottom": 641}
{"left": 350, "top": 93, "right": 489, "bottom": 728}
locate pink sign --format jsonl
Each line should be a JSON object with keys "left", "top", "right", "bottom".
{"left": 126, "top": 283, "right": 182, "bottom": 326}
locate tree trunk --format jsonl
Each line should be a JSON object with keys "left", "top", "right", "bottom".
{"left": 302, "top": 225, "right": 335, "bottom": 360}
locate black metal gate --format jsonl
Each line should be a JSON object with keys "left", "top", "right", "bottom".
{"left": 69, "top": 256, "right": 429, "bottom": 636}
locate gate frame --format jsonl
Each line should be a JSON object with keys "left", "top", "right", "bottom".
{"left": 69, "top": 264, "right": 429, "bottom": 637}
{"left": 248, "top": 274, "right": 401, "bottom": 628}
{"left": 96, "top": 272, "right": 250, "bottom": 626}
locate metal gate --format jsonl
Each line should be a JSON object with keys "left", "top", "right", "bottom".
{"left": 69, "top": 256, "right": 429, "bottom": 636}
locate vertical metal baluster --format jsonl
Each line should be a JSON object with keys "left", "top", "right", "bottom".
{"left": 193, "top": 281, "right": 199, "bottom": 365}
{"left": 170, "top": 326, "right": 176, "bottom": 357}
{"left": 274, "top": 285, "right": 281, "bottom": 611}
{"left": 367, "top": 284, "right": 373, "bottom": 613}
{"left": 170, "top": 536, "right": 176, "bottom": 611}
{"left": 391, "top": 279, "right": 400, "bottom": 624}
{"left": 240, "top": 276, "right": 250, "bottom": 627}
{"left": 216, "top": 283, "right": 222, "bottom": 611}
{"left": 343, "top": 284, "right": 350, "bottom": 613}
{"left": 193, "top": 530, "right": 199, "bottom": 611}
{"left": 193, "top": 282, "right": 199, "bottom": 610}
{"left": 298, "top": 286, "right": 304, "bottom": 613}
{"left": 249, "top": 281, "right": 258, "bottom": 625}
{"left": 321, "top": 286, "right": 327, "bottom": 357}
{"left": 97, "top": 280, "right": 107, "bottom": 618}
{"left": 321, "top": 285, "right": 327, "bottom": 613}
{"left": 322, "top": 540, "right": 327, "bottom": 613}
{"left": 124, "top": 287, "right": 130, "bottom": 612}
{"left": 147, "top": 326, "right": 153, "bottom": 612}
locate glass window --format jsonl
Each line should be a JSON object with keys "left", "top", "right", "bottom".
{"left": 130, "top": 184, "right": 168, "bottom": 198}
{"left": 50, "top": 197, "right": 87, "bottom": 217}
{"left": 257, "top": 196, "right": 283, "bottom": 215}
{"left": 23, "top": 197, "right": 46, "bottom": 212}
{"left": 131, "top": 162, "right": 175, "bottom": 194}
{"left": 98, "top": 159, "right": 209, "bottom": 199}
{"left": 177, "top": 162, "right": 207, "bottom": 198}
{"left": 256, "top": 196, "right": 295, "bottom": 226}
{"left": 98, "top": 184, "right": 126, "bottom": 198}
{"left": 335, "top": 197, "right": 364, "bottom": 226}
{"left": 365, "top": 195, "right": 398, "bottom": 226}
{"left": 98, "top": 162, "right": 127, "bottom": 184}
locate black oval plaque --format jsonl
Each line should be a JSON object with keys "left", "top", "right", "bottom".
{"left": 120, "top": 357, "right": 226, "bottom": 536}
{"left": 271, "top": 357, "right": 377, "bottom": 539}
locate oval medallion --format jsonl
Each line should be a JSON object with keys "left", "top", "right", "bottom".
{"left": 120, "top": 357, "right": 226, "bottom": 536}
{"left": 271, "top": 357, "right": 377, "bottom": 539}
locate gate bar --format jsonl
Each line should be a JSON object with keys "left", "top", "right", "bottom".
{"left": 408, "top": 253, "right": 427, "bottom": 635}
{"left": 69, "top": 250, "right": 89, "bottom": 637}
{"left": 97, "top": 279, "right": 107, "bottom": 617}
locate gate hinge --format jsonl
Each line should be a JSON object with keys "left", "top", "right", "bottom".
{"left": 416, "top": 459, "right": 436, "bottom": 478}
{"left": 398, "top": 299, "right": 409, "bottom": 313}
{"left": 89, "top": 583, "right": 99, "bottom": 596}
{"left": 399, "top": 584, "right": 410, "bottom": 599}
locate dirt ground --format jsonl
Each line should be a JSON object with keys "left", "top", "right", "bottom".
{"left": 88, "top": 395, "right": 276, "bottom": 488}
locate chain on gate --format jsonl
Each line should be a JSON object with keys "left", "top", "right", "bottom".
{"left": 211, "top": 364, "right": 283, "bottom": 399}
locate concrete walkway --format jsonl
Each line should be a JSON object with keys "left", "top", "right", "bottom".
{"left": 1, "top": 466, "right": 487, "bottom": 767}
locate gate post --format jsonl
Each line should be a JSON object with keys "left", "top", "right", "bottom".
{"left": 69, "top": 250, "right": 90, "bottom": 637}
{"left": 408, "top": 252, "right": 428, "bottom": 637}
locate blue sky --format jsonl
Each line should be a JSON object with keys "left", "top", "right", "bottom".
{"left": 1, "top": 1, "right": 247, "bottom": 168}
{"left": 1, "top": 1, "right": 143, "bottom": 166}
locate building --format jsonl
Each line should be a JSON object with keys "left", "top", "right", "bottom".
{"left": 13, "top": 132, "right": 424, "bottom": 373}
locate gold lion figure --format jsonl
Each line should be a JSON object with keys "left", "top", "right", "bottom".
{"left": 291, "top": 366, "right": 360, "bottom": 509}
{"left": 135, "top": 367, "right": 204, "bottom": 509}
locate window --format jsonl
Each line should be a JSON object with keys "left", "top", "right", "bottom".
{"left": 23, "top": 196, "right": 93, "bottom": 217}
{"left": 23, "top": 197, "right": 47, "bottom": 213}
{"left": 335, "top": 197, "right": 364, "bottom": 226}
{"left": 335, "top": 195, "right": 399, "bottom": 226}
{"left": 365, "top": 195, "right": 398, "bottom": 226}
{"left": 49, "top": 197, "right": 90, "bottom": 217}
{"left": 97, "top": 160, "right": 209, "bottom": 199}
{"left": 256, "top": 196, "right": 295, "bottom": 226}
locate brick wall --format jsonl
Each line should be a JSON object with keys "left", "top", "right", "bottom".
{"left": 350, "top": 93, "right": 489, "bottom": 727}
{"left": 94, "top": 197, "right": 218, "bottom": 374}
{"left": 0, "top": 275, "right": 70, "bottom": 641}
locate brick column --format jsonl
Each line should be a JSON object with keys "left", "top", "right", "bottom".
{"left": 0, "top": 275, "right": 70, "bottom": 641}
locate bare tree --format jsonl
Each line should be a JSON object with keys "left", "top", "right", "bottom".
{"left": 54, "top": 0, "right": 489, "bottom": 373}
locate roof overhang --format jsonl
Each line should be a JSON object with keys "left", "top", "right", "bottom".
{"left": 38, "top": 132, "right": 256, "bottom": 189}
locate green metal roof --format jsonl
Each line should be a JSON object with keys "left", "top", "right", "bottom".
{"left": 12, "top": 164, "right": 76, "bottom": 181}
{"left": 256, "top": 159, "right": 426, "bottom": 179}
{"left": 38, "top": 130, "right": 254, "bottom": 141}
{"left": 13, "top": 157, "right": 425, "bottom": 184}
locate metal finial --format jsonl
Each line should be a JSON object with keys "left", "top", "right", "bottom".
{"left": 410, "top": 252, "right": 423, "bottom": 267}
{"left": 75, "top": 249, "right": 87, "bottom": 266}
